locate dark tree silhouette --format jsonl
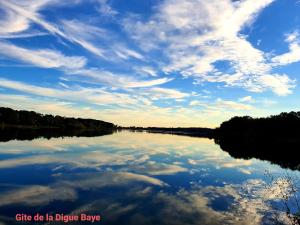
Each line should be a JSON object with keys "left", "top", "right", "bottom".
{"left": 124, "top": 127, "right": 214, "bottom": 138}
{"left": 214, "top": 112, "right": 300, "bottom": 170}
{"left": 0, "top": 107, "right": 117, "bottom": 141}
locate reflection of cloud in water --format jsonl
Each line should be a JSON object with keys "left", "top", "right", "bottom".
{"left": 0, "top": 131, "right": 215, "bottom": 156}
{"left": 0, "top": 152, "right": 143, "bottom": 169}
{"left": 0, "top": 171, "right": 294, "bottom": 224}
{"left": 0, "top": 132, "right": 297, "bottom": 224}
{"left": 0, "top": 172, "right": 165, "bottom": 207}
{"left": 0, "top": 153, "right": 187, "bottom": 178}
{"left": 81, "top": 151, "right": 136, "bottom": 165}
{"left": 139, "top": 179, "right": 291, "bottom": 225}
{"left": 0, "top": 132, "right": 254, "bottom": 176}
{"left": 0, "top": 155, "right": 67, "bottom": 169}
{"left": 238, "top": 168, "right": 252, "bottom": 175}
{"left": 60, "top": 172, "right": 166, "bottom": 189}
{"left": 58, "top": 200, "right": 139, "bottom": 225}
{"left": 221, "top": 159, "right": 252, "bottom": 168}
{"left": 103, "top": 203, "right": 138, "bottom": 222}
{"left": 0, "top": 185, "right": 76, "bottom": 207}
{"left": 188, "top": 156, "right": 254, "bottom": 174}
{"left": 129, "top": 162, "right": 188, "bottom": 175}
{"left": 40, "top": 177, "right": 293, "bottom": 225}
{"left": 261, "top": 177, "right": 293, "bottom": 200}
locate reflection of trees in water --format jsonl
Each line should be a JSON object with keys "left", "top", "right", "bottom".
{"left": 0, "top": 128, "right": 114, "bottom": 142}
{"left": 0, "top": 107, "right": 116, "bottom": 142}
{"left": 215, "top": 137, "right": 300, "bottom": 171}
{"left": 262, "top": 171, "right": 300, "bottom": 225}
{"left": 214, "top": 112, "right": 300, "bottom": 171}
{"left": 214, "top": 112, "right": 300, "bottom": 223}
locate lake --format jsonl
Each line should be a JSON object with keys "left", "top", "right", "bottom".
{"left": 0, "top": 131, "right": 299, "bottom": 225}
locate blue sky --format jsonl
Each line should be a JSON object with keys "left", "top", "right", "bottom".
{"left": 0, "top": 0, "right": 300, "bottom": 127}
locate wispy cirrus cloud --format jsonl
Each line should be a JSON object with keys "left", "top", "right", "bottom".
{"left": 0, "top": 41, "right": 171, "bottom": 88}
{"left": 0, "top": 1, "right": 143, "bottom": 62}
{"left": 0, "top": 41, "right": 87, "bottom": 70}
{"left": 0, "top": 1, "right": 67, "bottom": 37}
{"left": 0, "top": 78, "right": 185, "bottom": 112}
{"left": 97, "top": 0, "right": 118, "bottom": 17}
{"left": 61, "top": 19, "right": 144, "bottom": 61}
{"left": 69, "top": 68, "right": 172, "bottom": 88}
{"left": 134, "top": 66, "right": 158, "bottom": 77}
{"left": 215, "top": 98, "right": 253, "bottom": 111}
{"left": 60, "top": 19, "right": 107, "bottom": 58}
{"left": 142, "top": 87, "right": 190, "bottom": 100}
{"left": 0, "top": 0, "right": 48, "bottom": 35}
{"left": 123, "top": 0, "right": 295, "bottom": 96}
{"left": 0, "top": 78, "right": 143, "bottom": 107}
{"left": 239, "top": 96, "right": 255, "bottom": 103}
{"left": 0, "top": 30, "right": 48, "bottom": 39}
{"left": 0, "top": 0, "right": 299, "bottom": 127}
{"left": 189, "top": 98, "right": 254, "bottom": 112}
{"left": 0, "top": 1, "right": 108, "bottom": 59}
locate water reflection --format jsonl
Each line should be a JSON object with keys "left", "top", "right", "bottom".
{"left": 0, "top": 127, "right": 113, "bottom": 142}
{"left": 215, "top": 136, "right": 300, "bottom": 171}
{"left": 0, "top": 131, "right": 299, "bottom": 224}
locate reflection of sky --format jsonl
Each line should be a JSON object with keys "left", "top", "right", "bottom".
{"left": 0, "top": 131, "right": 299, "bottom": 225}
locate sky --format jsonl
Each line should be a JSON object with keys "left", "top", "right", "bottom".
{"left": 0, "top": 0, "right": 300, "bottom": 128}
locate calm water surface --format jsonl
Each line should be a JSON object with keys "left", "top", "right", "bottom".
{"left": 0, "top": 131, "right": 299, "bottom": 225}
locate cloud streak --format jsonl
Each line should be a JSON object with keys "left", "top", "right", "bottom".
{"left": 123, "top": 0, "right": 295, "bottom": 96}
{"left": 0, "top": 41, "right": 87, "bottom": 69}
{"left": 272, "top": 31, "right": 300, "bottom": 66}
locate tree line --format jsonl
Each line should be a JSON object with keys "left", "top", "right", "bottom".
{"left": 214, "top": 111, "right": 300, "bottom": 170}
{"left": 215, "top": 111, "right": 300, "bottom": 140}
{"left": 0, "top": 107, "right": 116, "bottom": 131}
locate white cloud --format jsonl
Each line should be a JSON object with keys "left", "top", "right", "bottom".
{"left": 0, "top": 41, "right": 169, "bottom": 89}
{"left": 285, "top": 30, "right": 299, "bottom": 43}
{"left": 143, "top": 87, "right": 189, "bottom": 100}
{"left": 190, "top": 100, "right": 205, "bottom": 106}
{"left": 256, "top": 74, "right": 295, "bottom": 96}
{"left": 0, "top": 0, "right": 48, "bottom": 35}
{"left": 71, "top": 68, "right": 172, "bottom": 88}
{"left": 272, "top": 31, "right": 300, "bottom": 66}
{"left": 134, "top": 66, "right": 157, "bottom": 77}
{"left": 0, "top": 78, "right": 142, "bottom": 106}
{"left": 113, "top": 45, "right": 144, "bottom": 60}
{"left": 97, "top": 0, "right": 118, "bottom": 17}
{"left": 215, "top": 98, "right": 253, "bottom": 111}
{"left": 0, "top": 30, "right": 48, "bottom": 39}
{"left": 61, "top": 19, "right": 144, "bottom": 61}
{"left": 60, "top": 19, "right": 107, "bottom": 58}
{"left": 126, "top": 78, "right": 173, "bottom": 88}
{"left": 0, "top": 1, "right": 68, "bottom": 38}
{"left": 0, "top": 41, "right": 87, "bottom": 69}
{"left": 0, "top": 92, "right": 209, "bottom": 127}
{"left": 0, "top": 78, "right": 183, "bottom": 121}
{"left": 0, "top": 1, "right": 141, "bottom": 62}
{"left": 123, "top": 0, "right": 295, "bottom": 96}
{"left": 239, "top": 96, "right": 254, "bottom": 103}
{"left": 191, "top": 97, "right": 255, "bottom": 112}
